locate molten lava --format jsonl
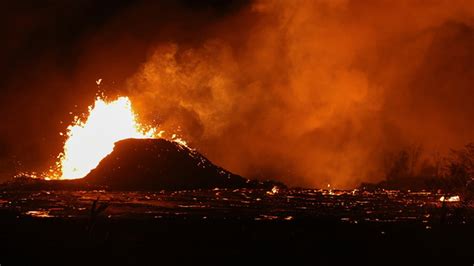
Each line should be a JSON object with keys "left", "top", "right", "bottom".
{"left": 439, "top": 195, "right": 461, "bottom": 202}
{"left": 55, "top": 96, "right": 157, "bottom": 180}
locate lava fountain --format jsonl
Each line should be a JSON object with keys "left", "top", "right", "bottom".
{"left": 54, "top": 96, "right": 157, "bottom": 180}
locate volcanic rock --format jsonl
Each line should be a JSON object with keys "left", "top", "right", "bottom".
{"left": 82, "top": 138, "right": 281, "bottom": 190}
{"left": 0, "top": 175, "right": 96, "bottom": 191}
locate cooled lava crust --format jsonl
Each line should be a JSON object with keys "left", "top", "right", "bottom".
{"left": 83, "top": 138, "right": 279, "bottom": 190}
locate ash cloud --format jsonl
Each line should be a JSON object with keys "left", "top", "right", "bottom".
{"left": 1, "top": 0, "right": 474, "bottom": 188}
{"left": 127, "top": 0, "right": 474, "bottom": 188}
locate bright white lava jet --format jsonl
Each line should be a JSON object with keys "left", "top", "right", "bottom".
{"left": 56, "top": 96, "right": 156, "bottom": 179}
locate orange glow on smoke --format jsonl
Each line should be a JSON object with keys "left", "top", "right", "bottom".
{"left": 55, "top": 96, "right": 157, "bottom": 179}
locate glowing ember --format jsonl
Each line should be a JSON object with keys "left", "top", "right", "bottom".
{"left": 439, "top": 195, "right": 460, "bottom": 202}
{"left": 171, "top": 134, "right": 188, "bottom": 147}
{"left": 266, "top": 186, "right": 280, "bottom": 195}
{"left": 55, "top": 96, "right": 156, "bottom": 179}
{"left": 25, "top": 210, "right": 52, "bottom": 218}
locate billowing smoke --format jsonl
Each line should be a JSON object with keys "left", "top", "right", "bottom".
{"left": 1, "top": 0, "right": 474, "bottom": 188}
{"left": 126, "top": 0, "right": 474, "bottom": 187}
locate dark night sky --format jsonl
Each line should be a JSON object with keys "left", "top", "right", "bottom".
{"left": 0, "top": 0, "right": 250, "bottom": 179}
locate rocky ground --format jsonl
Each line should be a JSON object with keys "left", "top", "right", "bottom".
{"left": 0, "top": 188, "right": 472, "bottom": 265}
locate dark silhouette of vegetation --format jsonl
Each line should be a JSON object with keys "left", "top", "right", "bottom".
{"left": 371, "top": 143, "right": 474, "bottom": 225}
{"left": 87, "top": 197, "right": 109, "bottom": 236}
{"left": 443, "top": 143, "right": 474, "bottom": 192}
{"left": 369, "top": 143, "right": 474, "bottom": 196}
{"left": 384, "top": 144, "right": 423, "bottom": 181}
{"left": 444, "top": 144, "right": 474, "bottom": 211}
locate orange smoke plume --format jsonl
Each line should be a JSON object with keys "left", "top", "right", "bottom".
{"left": 125, "top": 0, "right": 474, "bottom": 188}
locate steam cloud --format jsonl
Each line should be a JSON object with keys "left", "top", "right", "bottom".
{"left": 1, "top": 0, "right": 474, "bottom": 188}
